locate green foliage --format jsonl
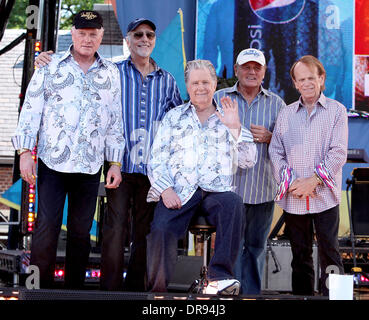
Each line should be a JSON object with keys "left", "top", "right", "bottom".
{"left": 59, "top": 0, "right": 104, "bottom": 30}
{"left": 6, "top": 0, "right": 104, "bottom": 30}
{"left": 6, "top": 1, "right": 28, "bottom": 29}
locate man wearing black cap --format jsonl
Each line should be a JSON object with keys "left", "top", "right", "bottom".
{"left": 15, "top": 10, "right": 125, "bottom": 289}
{"left": 35, "top": 16, "right": 182, "bottom": 292}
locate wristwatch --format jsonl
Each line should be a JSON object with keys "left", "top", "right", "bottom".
{"left": 17, "top": 148, "right": 30, "bottom": 156}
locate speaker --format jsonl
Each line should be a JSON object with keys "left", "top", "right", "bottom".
{"left": 351, "top": 168, "right": 369, "bottom": 236}
{"left": 262, "top": 240, "right": 319, "bottom": 292}
{"left": 167, "top": 255, "right": 203, "bottom": 292}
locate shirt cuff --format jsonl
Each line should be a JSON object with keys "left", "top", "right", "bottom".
{"left": 314, "top": 163, "right": 336, "bottom": 189}
{"left": 104, "top": 147, "right": 124, "bottom": 163}
{"left": 232, "top": 126, "right": 254, "bottom": 144}
{"left": 11, "top": 135, "right": 36, "bottom": 151}
{"left": 151, "top": 175, "right": 174, "bottom": 195}
{"left": 275, "top": 166, "right": 296, "bottom": 201}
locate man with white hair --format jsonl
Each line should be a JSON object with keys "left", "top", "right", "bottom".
{"left": 12, "top": 10, "right": 125, "bottom": 289}
{"left": 146, "top": 59, "right": 257, "bottom": 295}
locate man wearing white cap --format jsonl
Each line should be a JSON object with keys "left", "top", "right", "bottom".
{"left": 214, "top": 48, "right": 286, "bottom": 295}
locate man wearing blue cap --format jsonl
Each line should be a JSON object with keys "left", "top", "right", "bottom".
{"left": 36, "top": 17, "right": 183, "bottom": 291}
{"left": 99, "top": 18, "right": 183, "bottom": 292}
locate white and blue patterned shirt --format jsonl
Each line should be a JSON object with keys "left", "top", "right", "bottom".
{"left": 147, "top": 100, "right": 258, "bottom": 205}
{"left": 12, "top": 46, "right": 125, "bottom": 174}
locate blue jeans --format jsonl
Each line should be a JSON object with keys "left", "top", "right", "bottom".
{"left": 146, "top": 188, "right": 245, "bottom": 292}
{"left": 234, "top": 201, "right": 274, "bottom": 294}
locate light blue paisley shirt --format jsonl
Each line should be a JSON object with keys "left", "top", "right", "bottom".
{"left": 147, "top": 100, "right": 258, "bottom": 205}
{"left": 12, "top": 47, "right": 125, "bottom": 174}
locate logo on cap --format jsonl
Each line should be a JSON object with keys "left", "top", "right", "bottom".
{"left": 249, "top": 0, "right": 305, "bottom": 24}
{"left": 243, "top": 49, "right": 261, "bottom": 57}
{"left": 80, "top": 12, "right": 98, "bottom": 20}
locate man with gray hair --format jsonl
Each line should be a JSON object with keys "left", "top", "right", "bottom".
{"left": 214, "top": 48, "right": 286, "bottom": 295}
{"left": 146, "top": 59, "right": 257, "bottom": 295}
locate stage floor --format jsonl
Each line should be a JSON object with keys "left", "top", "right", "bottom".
{"left": 1, "top": 286, "right": 368, "bottom": 300}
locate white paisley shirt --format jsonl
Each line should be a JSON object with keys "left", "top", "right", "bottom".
{"left": 147, "top": 100, "right": 257, "bottom": 205}
{"left": 12, "top": 47, "right": 125, "bottom": 174}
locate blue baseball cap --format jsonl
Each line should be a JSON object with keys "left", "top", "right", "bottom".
{"left": 127, "top": 18, "right": 156, "bottom": 33}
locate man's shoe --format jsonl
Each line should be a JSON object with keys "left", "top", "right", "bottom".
{"left": 203, "top": 279, "right": 240, "bottom": 295}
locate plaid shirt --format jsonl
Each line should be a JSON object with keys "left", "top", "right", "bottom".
{"left": 269, "top": 93, "right": 348, "bottom": 214}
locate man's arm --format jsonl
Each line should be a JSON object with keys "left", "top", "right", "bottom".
{"left": 104, "top": 65, "right": 125, "bottom": 189}
{"left": 315, "top": 105, "right": 348, "bottom": 186}
{"left": 147, "top": 113, "right": 181, "bottom": 209}
{"left": 268, "top": 109, "right": 291, "bottom": 185}
{"left": 12, "top": 68, "right": 46, "bottom": 183}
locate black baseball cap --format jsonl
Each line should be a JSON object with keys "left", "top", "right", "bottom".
{"left": 127, "top": 18, "right": 156, "bottom": 33}
{"left": 73, "top": 10, "right": 103, "bottom": 29}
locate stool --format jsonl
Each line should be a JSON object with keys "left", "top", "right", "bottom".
{"left": 187, "top": 213, "right": 216, "bottom": 293}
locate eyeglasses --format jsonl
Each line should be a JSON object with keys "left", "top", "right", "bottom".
{"left": 132, "top": 31, "right": 156, "bottom": 40}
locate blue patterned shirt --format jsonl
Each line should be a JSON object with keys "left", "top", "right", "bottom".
{"left": 12, "top": 47, "right": 125, "bottom": 174}
{"left": 115, "top": 57, "right": 183, "bottom": 175}
{"left": 214, "top": 84, "right": 286, "bottom": 204}
{"left": 147, "top": 101, "right": 257, "bottom": 205}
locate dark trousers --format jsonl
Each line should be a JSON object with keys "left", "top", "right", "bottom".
{"left": 30, "top": 159, "right": 101, "bottom": 289}
{"left": 146, "top": 188, "right": 245, "bottom": 292}
{"left": 100, "top": 171, "right": 155, "bottom": 291}
{"left": 284, "top": 205, "right": 344, "bottom": 296}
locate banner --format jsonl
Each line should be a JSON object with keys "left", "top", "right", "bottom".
{"left": 196, "top": 0, "right": 354, "bottom": 108}
{"left": 354, "top": 0, "right": 369, "bottom": 112}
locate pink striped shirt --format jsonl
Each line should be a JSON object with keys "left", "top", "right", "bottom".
{"left": 269, "top": 94, "right": 348, "bottom": 214}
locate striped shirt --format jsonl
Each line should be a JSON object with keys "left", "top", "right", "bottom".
{"left": 214, "top": 84, "right": 286, "bottom": 204}
{"left": 268, "top": 93, "right": 348, "bottom": 214}
{"left": 115, "top": 57, "right": 183, "bottom": 174}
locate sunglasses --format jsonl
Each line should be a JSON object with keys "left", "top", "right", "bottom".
{"left": 132, "top": 31, "right": 156, "bottom": 40}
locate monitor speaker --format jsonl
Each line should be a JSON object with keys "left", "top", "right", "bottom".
{"left": 167, "top": 255, "right": 203, "bottom": 292}
{"left": 351, "top": 168, "right": 369, "bottom": 237}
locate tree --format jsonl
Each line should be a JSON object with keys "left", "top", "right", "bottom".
{"left": 6, "top": 0, "right": 104, "bottom": 30}
{"left": 59, "top": 0, "right": 104, "bottom": 29}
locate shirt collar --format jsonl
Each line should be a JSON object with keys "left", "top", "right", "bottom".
{"left": 296, "top": 92, "right": 328, "bottom": 112}
{"left": 127, "top": 56, "right": 163, "bottom": 75}
{"left": 223, "top": 81, "right": 270, "bottom": 97}
{"left": 60, "top": 45, "right": 107, "bottom": 67}
{"left": 183, "top": 99, "right": 221, "bottom": 114}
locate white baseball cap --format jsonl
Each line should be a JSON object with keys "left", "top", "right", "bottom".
{"left": 236, "top": 48, "right": 266, "bottom": 66}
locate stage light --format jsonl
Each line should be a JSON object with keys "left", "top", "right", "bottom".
{"left": 196, "top": 296, "right": 211, "bottom": 300}
{"left": 34, "top": 41, "right": 42, "bottom": 68}
{"left": 55, "top": 269, "right": 64, "bottom": 278}
{"left": 360, "top": 275, "right": 369, "bottom": 282}
{"left": 26, "top": 146, "right": 38, "bottom": 233}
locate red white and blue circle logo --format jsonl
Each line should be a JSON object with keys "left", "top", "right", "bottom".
{"left": 249, "top": 0, "right": 305, "bottom": 24}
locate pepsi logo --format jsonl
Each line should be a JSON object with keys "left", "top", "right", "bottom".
{"left": 249, "top": 0, "right": 305, "bottom": 24}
